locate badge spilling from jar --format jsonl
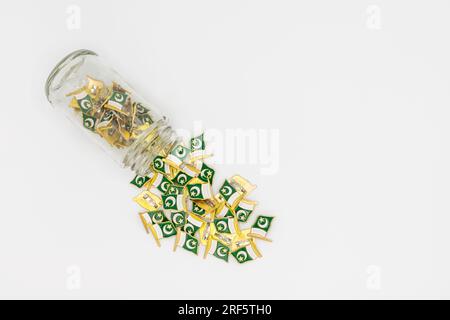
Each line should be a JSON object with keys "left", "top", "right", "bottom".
{"left": 66, "top": 76, "right": 275, "bottom": 264}
{"left": 66, "top": 76, "right": 154, "bottom": 149}
{"left": 132, "top": 134, "right": 275, "bottom": 264}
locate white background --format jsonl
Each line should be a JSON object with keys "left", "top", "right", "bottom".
{"left": 1, "top": 0, "right": 449, "bottom": 299}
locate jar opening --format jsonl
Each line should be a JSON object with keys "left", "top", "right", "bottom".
{"left": 45, "top": 49, "right": 98, "bottom": 103}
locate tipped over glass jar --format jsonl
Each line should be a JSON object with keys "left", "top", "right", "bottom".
{"left": 45, "top": 49, "right": 179, "bottom": 176}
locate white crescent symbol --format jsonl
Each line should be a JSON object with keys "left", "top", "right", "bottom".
{"left": 135, "top": 176, "right": 145, "bottom": 186}
{"left": 84, "top": 118, "right": 94, "bottom": 128}
{"left": 161, "top": 182, "right": 169, "bottom": 192}
{"left": 221, "top": 186, "right": 232, "bottom": 196}
{"left": 185, "top": 224, "right": 194, "bottom": 234}
{"left": 237, "top": 210, "right": 247, "bottom": 220}
{"left": 257, "top": 217, "right": 269, "bottom": 229}
{"left": 217, "top": 247, "right": 228, "bottom": 257}
{"left": 186, "top": 239, "right": 196, "bottom": 250}
{"left": 192, "top": 138, "right": 202, "bottom": 150}
{"left": 177, "top": 174, "right": 187, "bottom": 184}
{"left": 81, "top": 99, "right": 92, "bottom": 111}
{"left": 216, "top": 221, "right": 227, "bottom": 232}
{"left": 190, "top": 186, "right": 200, "bottom": 197}
{"left": 163, "top": 224, "right": 174, "bottom": 235}
{"left": 154, "top": 158, "right": 163, "bottom": 169}
{"left": 136, "top": 104, "right": 145, "bottom": 114}
{"left": 153, "top": 212, "right": 164, "bottom": 223}
{"left": 236, "top": 251, "right": 248, "bottom": 262}
{"left": 176, "top": 147, "right": 186, "bottom": 157}
{"left": 103, "top": 111, "right": 113, "bottom": 121}
{"left": 173, "top": 213, "right": 184, "bottom": 225}
{"left": 200, "top": 169, "right": 211, "bottom": 180}
{"left": 115, "top": 93, "right": 124, "bottom": 102}
{"left": 165, "top": 196, "right": 176, "bottom": 208}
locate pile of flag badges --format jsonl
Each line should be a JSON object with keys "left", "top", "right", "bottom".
{"left": 131, "top": 134, "right": 275, "bottom": 263}
{"left": 65, "top": 76, "right": 274, "bottom": 263}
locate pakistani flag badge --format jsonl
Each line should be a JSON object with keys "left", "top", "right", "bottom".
{"left": 197, "top": 162, "right": 215, "bottom": 184}
{"left": 148, "top": 221, "right": 177, "bottom": 246}
{"left": 152, "top": 156, "right": 171, "bottom": 175}
{"left": 204, "top": 238, "right": 230, "bottom": 262}
{"left": 184, "top": 214, "right": 204, "bottom": 236}
{"left": 162, "top": 194, "right": 185, "bottom": 211}
{"left": 165, "top": 145, "right": 190, "bottom": 168}
{"left": 82, "top": 113, "right": 97, "bottom": 131}
{"left": 249, "top": 215, "right": 274, "bottom": 239}
{"left": 219, "top": 180, "right": 242, "bottom": 206}
{"left": 172, "top": 170, "right": 194, "bottom": 186}
{"left": 231, "top": 242, "right": 261, "bottom": 264}
{"left": 190, "top": 133, "right": 205, "bottom": 161}
{"left": 75, "top": 91, "right": 93, "bottom": 114}
{"left": 134, "top": 102, "right": 150, "bottom": 116}
{"left": 130, "top": 174, "right": 152, "bottom": 188}
{"left": 234, "top": 199, "right": 257, "bottom": 222}
{"left": 134, "top": 102, "right": 153, "bottom": 125}
{"left": 215, "top": 202, "right": 233, "bottom": 219}
{"left": 190, "top": 201, "right": 207, "bottom": 216}
{"left": 174, "top": 231, "right": 199, "bottom": 255}
{"left": 152, "top": 174, "right": 173, "bottom": 195}
{"left": 165, "top": 185, "right": 184, "bottom": 195}
{"left": 187, "top": 183, "right": 213, "bottom": 200}
{"left": 214, "top": 218, "right": 239, "bottom": 235}
{"left": 145, "top": 210, "right": 168, "bottom": 225}
{"left": 171, "top": 211, "right": 187, "bottom": 228}
{"left": 97, "top": 109, "right": 116, "bottom": 129}
{"left": 106, "top": 90, "right": 129, "bottom": 114}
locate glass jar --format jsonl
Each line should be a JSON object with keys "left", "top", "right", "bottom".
{"left": 45, "top": 49, "right": 178, "bottom": 176}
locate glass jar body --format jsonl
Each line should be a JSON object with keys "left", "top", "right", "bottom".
{"left": 45, "top": 50, "right": 178, "bottom": 176}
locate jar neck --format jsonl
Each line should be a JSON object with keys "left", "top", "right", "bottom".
{"left": 123, "top": 118, "right": 179, "bottom": 176}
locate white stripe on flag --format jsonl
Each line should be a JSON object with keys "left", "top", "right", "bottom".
{"left": 75, "top": 91, "right": 88, "bottom": 100}
{"left": 188, "top": 215, "right": 203, "bottom": 228}
{"left": 247, "top": 245, "right": 258, "bottom": 260}
{"left": 190, "top": 150, "right": 204, "bottom": 160}
{"left": 251, "top": 227, "right": 266, "bottom": 237}
{"left": 176, "top": 195, "right": 184, "bottom": 210}
{"left": 227, "top": 192, "right": 240, "bottom": 206}
{"left": 152, "top": 173, "right": 163, "bottom": 187}
{"left": 208, "top": 240, "right": 218, "bottom": 255}
{"left": 148, "top": 186, "right": 162, "bottom": 197}
{"left": 152, "top": 224, "right": 163, "bottom": 239}
{"left": 178, "top": 232, "right": 186, "bottom": 247}
{"left": 141, "top": 213, "right": 152, "bottom": 225}
{"left": 193, "top": 161, "right": 203, "bottom": 170}
{"left": 162, "top": 163, "right": 170, "bottom": 173}
{"left": 108, "top": 100, "right": 125, "bottom": 111}
{"left": 239, "top": 200, "right": 256, "bottom": 211}
{"left": 181, "top": 165, "right": 200, "bottom": 178}
{"left": 229, "top": 219, "right": 238, "bottom": 234}
{"left": 216, "top": 204, "right": 229, "bottom": 218}
{"left": 166, "top": 154, "right": 182, "bottom": 167}
{"left": 201, "top": 184, "right": 212, "bottom": 199}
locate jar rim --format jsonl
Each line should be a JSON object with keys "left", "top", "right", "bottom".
{"left": 45, "top": 49, "right": 98, "bottom": 103}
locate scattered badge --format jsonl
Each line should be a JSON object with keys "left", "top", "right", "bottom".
{"left": 58, "top": 62, "right": 275, "bottom": 265}
{"left": 64, "top": 78, "right": 276, "bottom": 264}
{"left": 128, "top": 132, "right": 275, "bottom": 263}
